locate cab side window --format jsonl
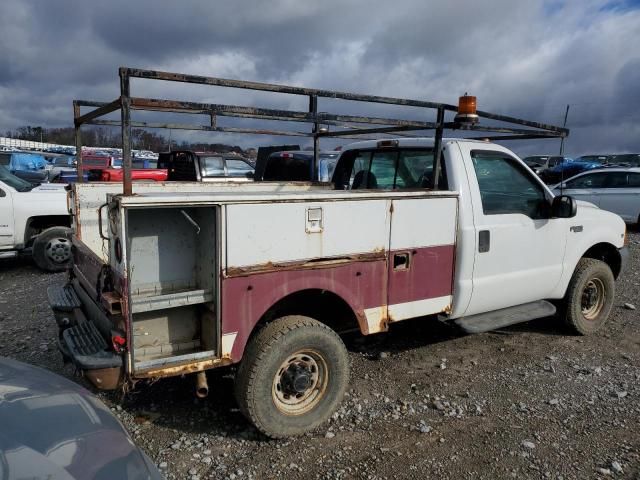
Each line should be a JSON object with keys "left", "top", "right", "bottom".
{"left": 471, "top": 151, "right": 548, "bottom": 219}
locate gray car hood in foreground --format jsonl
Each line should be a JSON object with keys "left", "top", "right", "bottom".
{"left": 0, "top": 357, "right": 161, "bottom": 480}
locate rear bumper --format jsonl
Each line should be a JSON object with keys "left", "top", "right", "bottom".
{"left": 48, "top": 281, "right": 124, "bottom": 390}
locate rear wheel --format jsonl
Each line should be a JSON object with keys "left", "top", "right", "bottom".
{"left": 563, "top": 258, "right": 615, "bottom": 334}
{"left": 32, "top": 227, "right": 72, "bottom": 272}
{"left": 234, "top": 315, "right": 349, "bottom": 438}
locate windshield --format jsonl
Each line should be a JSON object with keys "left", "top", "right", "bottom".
{"left": 0, "top": 165, "right": 34, "bottom": 191}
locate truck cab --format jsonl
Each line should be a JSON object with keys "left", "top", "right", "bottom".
{"left": 333, "top": 138, "right": 626, "bottom": 322}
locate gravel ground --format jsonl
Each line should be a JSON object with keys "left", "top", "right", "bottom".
{"left": 1, "top": 231, "right": 639, "bottom": 480}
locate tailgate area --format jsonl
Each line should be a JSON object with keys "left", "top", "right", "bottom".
{"left": 48, "top": 280, "right": 123, "bottom": 389}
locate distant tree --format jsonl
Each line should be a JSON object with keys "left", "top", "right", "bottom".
{"left": 5, "top": 125, "right": 253, "bottom": 156}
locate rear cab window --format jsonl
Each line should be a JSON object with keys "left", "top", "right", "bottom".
{"left": 336, "top": 148, "right": 448, "bottom": 191}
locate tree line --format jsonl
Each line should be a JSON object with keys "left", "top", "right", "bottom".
{"left": 4, "top": 126, "right": 246, "bottom": 155}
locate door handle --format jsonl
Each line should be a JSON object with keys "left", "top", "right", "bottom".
{"left": 478, "top": 230, "right": 490, "bottom": 253}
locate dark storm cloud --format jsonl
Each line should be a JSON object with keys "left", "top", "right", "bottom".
{"left": 0, "top": 0, "right": 639, "bottom": 155}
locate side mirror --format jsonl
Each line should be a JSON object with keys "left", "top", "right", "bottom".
{"left": 552, "top": 195, "right": 577, "bottom": 218}
{"left": 0, "top": 189, "right": 5, "bottom": 197}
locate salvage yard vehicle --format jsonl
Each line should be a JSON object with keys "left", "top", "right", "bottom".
{"left": 522, "top": 155, "right": 572, "bottom": 175}
{"left": 553, "top": 167, "right": 640, "bottom": 224}
{"left": 0, "top": 151, "right": 54, "bottom": 184}
{"left": 0, "top": 356, "right": 162, "bottom": 480}
{"left": 0, "top": 165, "right": 71, "bottom": 271}
{"left": 48, "top": 68, "right": 628, "bottom": 438}
{"left": 540, "top": 155, "right": 612, "bottom": 184}
{"left": 157, "top": 150, "right": 254, "bottom": 181}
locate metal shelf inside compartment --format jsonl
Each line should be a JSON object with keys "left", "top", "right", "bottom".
{"left": 130, "top": 288, "right": 214, "bottom": 313}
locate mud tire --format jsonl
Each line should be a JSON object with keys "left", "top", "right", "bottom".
{"left": 563, "top": 258, "right": 615, "bottom": 335}
{"left": 234, "top": 315, "right": 349, "bottom": 438}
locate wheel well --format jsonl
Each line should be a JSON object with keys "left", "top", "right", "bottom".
{"left": 582, "top": 242, "right": 622, "bottom": 279}
{"left": 24, "top": 216, "right": 71, "bottom": 245}
{"left": 252, "top": 289, "right": 361, "bottom": 339}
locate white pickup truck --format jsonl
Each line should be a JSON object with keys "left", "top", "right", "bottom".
{"left": 48, "top": 137, "right": 627, "bottom": 438}
{"left": 0, "top": 165, "right": 72, "bottom": 271}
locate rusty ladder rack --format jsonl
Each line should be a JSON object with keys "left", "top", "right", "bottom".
{"left": 73, "top": 67, "right": 568, "bottom": 195}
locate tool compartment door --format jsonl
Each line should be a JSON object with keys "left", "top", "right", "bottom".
{"left": 387, "top": 196, "right": 458, "bottom": 322}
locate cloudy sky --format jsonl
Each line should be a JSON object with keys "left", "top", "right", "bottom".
{"left": 1, "top": 0, "right": 639, "bottom": 156}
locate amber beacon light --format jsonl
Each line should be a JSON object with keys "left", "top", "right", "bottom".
{"left": 454, "top": 93, "right": 479, "bottom": 127}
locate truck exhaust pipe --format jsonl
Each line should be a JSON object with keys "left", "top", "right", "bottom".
{"left": 195, "top": 371, "right": 209, "bottom": 398}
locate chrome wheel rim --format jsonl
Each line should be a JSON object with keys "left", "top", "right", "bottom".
{"left": 581, "top": 278, "right": 605, "bottom": 320}
{"left": 272, "top": 350, "right": 328, "bottom": 416}
{"left": 45, "top": 237, "right": 71, "bottom": 264}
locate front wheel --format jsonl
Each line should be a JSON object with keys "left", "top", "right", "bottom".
{"left": 32, "top": 226, "right": 72, "bottom": 272}
{"left": 563, "top": 258, "right": 615, "bottom": 335}
{"left": 234, "top": 315, "right": 349, "bottom": 438}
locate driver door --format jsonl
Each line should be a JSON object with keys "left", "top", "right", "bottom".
{"left": 460, "top": 148, "right": 567, "bottom": 316}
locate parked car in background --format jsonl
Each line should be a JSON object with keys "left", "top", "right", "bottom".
{"left": 575, "top": 155, "right": 613, "bottom": 164}
{"left": 75, "top": 155, "right": 113, "bottom": 181}
{"left": 47, "top": 155, "right": 91, "bottom": 183}
{"left": 0, "top": 151, "right": 53, "bottom": 184}
{"left": 157, "top": 151, "right": 254, "bottom": 181}
{"left": 609, "top": 153, "right": 640, "bottom": 167}
{"left": 0, "top": 356, "right": 162, "bottom": 480}
{"left": 540, "top": 155, "right": 612, "bottom": 184}
{"left": 522, "top": 155, "right": 572, "bottom": 175}
{"left": 112, "top": 156, "right": 159, "bottom": 169}
{"left": 46, "top": 155, "right": 76, "bottom": 179}
{"left": 552, "top": 167, "right": 640, "bottom": 224}
{"left": 0, "top": 165, "right": 72, "bottom": 271}
{"left": 257, "top": 150, "right": 341, "bottom": 182}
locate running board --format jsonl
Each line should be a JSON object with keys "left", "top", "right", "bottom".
{"left": 0, "top": 251, "right": 17, "bottom": 259}
{"left": 453, "top": 300, "right": 556, "bottom": 334}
